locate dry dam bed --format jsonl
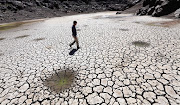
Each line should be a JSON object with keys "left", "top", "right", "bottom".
{"left": 0, "top": 12, "right": 180, "bottom": 105}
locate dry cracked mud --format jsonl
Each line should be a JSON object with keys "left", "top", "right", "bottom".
{"left": 15, "top": 35, "right": 30, "bottom": 39}
{"left": 0, "top": 12, "right": 180, "bottom": 105}
{"left": 0, "top": 38, "right": 5, "bottom": 41}
{"left": 33, "top": 38, "right": 46, "bottom": 41}
{"left": 132, "top": 41, "right": 150, "bottom": 47}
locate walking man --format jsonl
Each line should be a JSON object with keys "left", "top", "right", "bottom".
{"left": 69, "top": 21, "right": 80, "bottom": 49}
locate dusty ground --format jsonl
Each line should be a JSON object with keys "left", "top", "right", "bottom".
{"left": 0, "top": 12, "right": 180, "bottom": 105}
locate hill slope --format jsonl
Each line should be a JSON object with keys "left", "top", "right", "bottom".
{"left": 0, "top": 0, "right": 140, "bottom": 23}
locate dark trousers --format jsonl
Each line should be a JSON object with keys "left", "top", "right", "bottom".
{"left": 70, "top": 36, "right": 79, "bottom": 47}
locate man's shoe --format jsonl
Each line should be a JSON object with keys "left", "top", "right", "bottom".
{"left": 77, "top": 46, "right": 80, "bottom": 49}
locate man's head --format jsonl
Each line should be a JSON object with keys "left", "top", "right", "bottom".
{"left": 73, "top": 21, "right": 77, "bottom": 26}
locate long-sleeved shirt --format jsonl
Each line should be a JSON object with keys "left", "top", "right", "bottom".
{"left": 72, "top": 25, "right": 77, "bottom": 36}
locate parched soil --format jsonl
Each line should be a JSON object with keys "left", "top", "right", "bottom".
{"left": 43, "top": 70, "right": 76, "bottom": 93}
{"left": 147, "top": 20, "right": 180, "bottom": 27}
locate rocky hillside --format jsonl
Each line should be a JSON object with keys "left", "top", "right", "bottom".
{"left": 0, "top": 0, "right": 140, "bottom": 23}
{"left": 136, "top": 0, "right": 180, "bottom": 18}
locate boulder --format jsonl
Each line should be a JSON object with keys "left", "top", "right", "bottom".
{"left": 174, "top": 8, "right": 180, "bottom": 18}
{"left": 108, "top": 4, "right": 126, "bottom": 11}
{"left": 11, "top": 1, "right": 26, "bottom": 10}
{"left": 136, "top": 0, "right": 180, "bottom": 17}
{"left": 116, "top": 11, "right": 122, "bottom": 14}
{"left": 136, "top": 6, "right": 149, "bottom": 15}
{"left": 35, "top": 0, "right": 42, "bottom": 6}
{"left": 0, "top": 3, "right": 7, "bottom": 12}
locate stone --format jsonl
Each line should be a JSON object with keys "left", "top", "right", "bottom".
{"left": 116, "top": 11, "right": 122, "bottom": 14}
{"left": 174, "top": 8, "right": 180, "bottom": 18}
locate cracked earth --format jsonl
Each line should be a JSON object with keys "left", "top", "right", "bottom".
{"left": 0, "top": 12, "right": 180, "bottom": 105}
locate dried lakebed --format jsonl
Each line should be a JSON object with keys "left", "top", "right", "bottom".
{"left": 0, "top": 12, "right": 180, "bottom": 105}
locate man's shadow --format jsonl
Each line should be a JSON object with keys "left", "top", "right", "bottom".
{"left": 69, "top": 49, "right": 78, "bottom": 55}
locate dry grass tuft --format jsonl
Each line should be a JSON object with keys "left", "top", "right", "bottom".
{"left": 43, "top": 70, "right": 76, "bottom": 93}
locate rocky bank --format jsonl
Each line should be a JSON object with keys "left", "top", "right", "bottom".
{"left": 136, "top": 0, "right": 180, "bottom": 18}
{"left": 0, "top": 0, "right": 140, "bottom": 23}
